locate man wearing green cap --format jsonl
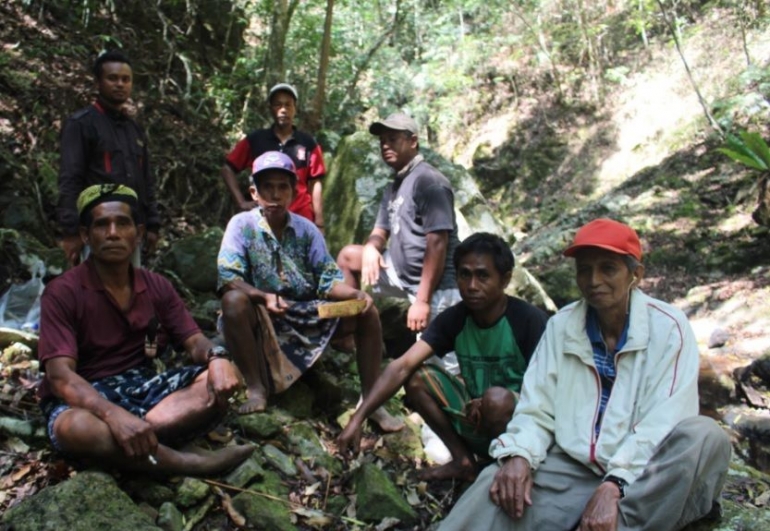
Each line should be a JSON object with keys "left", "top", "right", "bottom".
{"left": 37, "top": 184, "right": 254, "bottom": 476}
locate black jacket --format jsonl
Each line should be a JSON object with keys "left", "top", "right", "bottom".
{"left": 57, "top": 101, "right": 159, "bottom": 235}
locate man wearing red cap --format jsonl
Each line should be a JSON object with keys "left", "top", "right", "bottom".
{"left": 221, "top": 83, "right": 326, "bottom": 229}
{"left": 440, "top": 219, "right": 731, "bottom": 531}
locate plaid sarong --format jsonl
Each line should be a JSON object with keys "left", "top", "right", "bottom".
{"left": 415, "top": 363, "right": 492, "bottom": 456}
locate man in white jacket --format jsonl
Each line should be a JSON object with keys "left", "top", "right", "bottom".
{"left": 439, "top": 218, "right": 731, "bottom": 531}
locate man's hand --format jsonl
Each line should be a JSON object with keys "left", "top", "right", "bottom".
{"left": 266, "top": 293, "right": 288, "bottom": 315}
{"left": 145, "top": 230, "right": 159, "bottom": 254}
{"left": 361, "top": 243, "right": 386, "bottom": 287}
{"left": 407, "top": 300, "right": 430, "bottom": 332}
{"left": 466, "top": 398, "right": 482, "bottom": 427}
{"left": 239, "top": 199, "right": 257, "bottom": 212}
{"left": 355, "top": 289, "right": 375, "bottom": 313}
{"left": 578, "top": 482, "right": 621, "bottom": 531}
{"left": 206, "top": 358, "right": 242, "bottom": 407}
{"left": 62, "top": 234, "right": 83, "bottom": 267}
{"left": 490, "top": 456, "right": 533, "bottom": 520}
{"left": 103, "top": 406, "right": 158, "bottom": 459}
{"left": 337, "top": 415, "right": 364, "bottom": 454}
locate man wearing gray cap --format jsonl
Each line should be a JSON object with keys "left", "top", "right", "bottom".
{"left": 337, "top": 112, "right": 461, "bottom": 337}
{"left": 221, "top": 83, "right": 326, "bottom": 228}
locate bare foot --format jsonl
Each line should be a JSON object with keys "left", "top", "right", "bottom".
{"left": 238, "top": 396, "right": 267, "bottom": 414}
{"left": 238, "top": 388, "right": 267, "bottom": 415}
{"left": 370, "top": 406, "right": 405, "bottom": 433}
{"left": 182, "top": 444, "right": 255, "bottom": 476}
{"left": 418, "top": 458, "right": 477, "bottom": 482}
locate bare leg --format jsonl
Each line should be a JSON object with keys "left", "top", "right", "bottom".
{"left": 336, "top": 304, "right": 403, "bottom": 432}
{"left": 53, "top": 408, "right": 254, "bottom": 477}
{"left": 146, "top": 372, "right": 224, "bottom": 443}
{"left": 221, "top": 289, "right": 269, "bottom": 414}
{"left": 479, "top": 386, "right": 516, "bottom": 439}
{"left": 404, "top": 374, "right": 476, "bottom": 482}
{"left": 336, "top": 244, "right": 364, "bottom": 289}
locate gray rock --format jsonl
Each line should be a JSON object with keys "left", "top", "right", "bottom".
{"left": 286, "top": 421, "right": 326, "bottom": 459}
{"left": 174, "top": 477, "right": 210, "bottom": 507}
{"left": 223, "top": 454, "right": 266, "bottom": 488}
{"left": 124, "top": 478, "right": 175, "bottom": 505}
{"left": 231, "top": 491, "right": 295, "bottom": 531}
{"left": 263, "top": 444, "right": 299, "bottom": 476}
{"left": 1, "top": 470, "right": 160, "bottom": 530}
{"left": 236, "top": 410, "right": 285, "bottom": 439}
{"left": 382, "top": 418, "right": 424, "bottom": 460}
{"left": 274, "top": 380, "right": 315, "bottom": 419}
{"left": 156, "top": 502, "right": 184, "bottom": 531}
{"left": 159, "top": 227, "right": 224, "bottom": 293}
{"left": 353, "top": 463, "right": 417, "bottom": 524}
{"left": 708, "top": 328, "right": 730, "bottom": 349}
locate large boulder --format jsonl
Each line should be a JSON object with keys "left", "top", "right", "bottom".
{"left": 1, "top": 470, "right": 160, "bottom": 531}
{"left": 158, "top": 227, "right": 223, "bottom": 294}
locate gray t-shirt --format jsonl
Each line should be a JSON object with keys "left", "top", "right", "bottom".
{"left": 375, "top": 157, "right": 459, "bottom": 292}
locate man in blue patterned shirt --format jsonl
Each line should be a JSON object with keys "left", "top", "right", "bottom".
{"left": 217, "top": 152, "right": 403, "bottom": 433}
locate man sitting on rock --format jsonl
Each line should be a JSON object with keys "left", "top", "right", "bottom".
{"left": 217, "top": 152, "right": 402, "bottom": 434}
{"left": 336, "top": 113, "right": 461, "bottom": 343}
{"left": 338, "top": 233, "right": 548, "bottom": 481}
{"left": 38, "top": 184, "right": 254, "bottom": 476}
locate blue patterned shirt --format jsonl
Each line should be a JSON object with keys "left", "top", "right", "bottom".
{"left": 586, "top": 307, "right": 629, "bottom": 436}
{"left": 217, "top": 209, "right": 343, "bottom": 300}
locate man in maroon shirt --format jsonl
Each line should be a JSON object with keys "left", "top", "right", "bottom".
{"left": 221, "top": 83, "right": 326, "bottom": 230}
{"left": 38, "top": 184, "right": 253, "bottom": 476}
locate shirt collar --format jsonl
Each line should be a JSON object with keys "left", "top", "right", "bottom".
{"left": 586, "top": 306, "right": 629, "bottom": 353}
{"left": 80, "top": 256, "right": 145, "bottom": 293}
{"left": 395, "top": 153, "right": 424, "bottom": 180}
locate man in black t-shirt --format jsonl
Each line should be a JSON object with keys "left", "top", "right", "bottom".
{"left": 338, "top": 233, "right": 548, "bottom": 482}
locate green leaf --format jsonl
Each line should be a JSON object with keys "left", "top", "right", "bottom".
{"left": 716, "top": 148, "right": 768, "bottom": 170}
{"left": 740, "top": 132, "right": 770, "bottom": 169}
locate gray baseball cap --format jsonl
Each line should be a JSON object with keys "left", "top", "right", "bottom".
{"left": 268, "top": 83, "right": 298, "bottom": 102}
{"left": 369, "top": 112, "right": 419, "bottom": 136}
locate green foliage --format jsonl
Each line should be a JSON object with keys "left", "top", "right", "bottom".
{"left": 717, "top": 131, "right": 770, "bottom": 171}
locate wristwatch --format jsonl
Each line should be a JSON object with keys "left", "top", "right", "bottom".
{"left": 206, "top": 345, "right": 229, "bottom": 363}
{"left": 603, "top": 475, "right": 627, "bottom": 498}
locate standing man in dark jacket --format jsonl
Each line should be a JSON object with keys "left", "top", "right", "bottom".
{"left": 58, "top": 50, "right": 160, "bottom": 267}
{"left": 221, "top": 83, "right": 326, "bottom": 230}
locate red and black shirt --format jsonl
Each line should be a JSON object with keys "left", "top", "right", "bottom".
{"left": 57, "top": 101, "right": 159, "bottom": 235}
{"left": 225, "top": 126, "right": 325, "bottom": 222}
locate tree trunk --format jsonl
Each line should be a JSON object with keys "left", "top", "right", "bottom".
{"left": 307, "top": 0, "right": 335, "bottom": 133}
{"left": 264, "top": 0, "right": 299, "bottom": 90}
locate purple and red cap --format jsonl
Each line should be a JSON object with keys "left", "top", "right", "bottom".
{"left": 251, "top": 151, "right": 297, "bottom": 186}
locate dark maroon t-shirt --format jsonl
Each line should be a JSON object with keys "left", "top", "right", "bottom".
{"left": 37, "top": 259, "right": 200, "bottom": 399}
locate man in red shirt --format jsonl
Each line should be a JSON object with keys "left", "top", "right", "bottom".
{"left": 38, "top": 184, "right": 253, "bottom": 476}
{"left": 221, "top": 83, "right": 326, "bottom": 230}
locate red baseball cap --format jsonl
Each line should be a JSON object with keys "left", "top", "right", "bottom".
{"left": 563, "top": 218, "right": 642, "bottom": 261}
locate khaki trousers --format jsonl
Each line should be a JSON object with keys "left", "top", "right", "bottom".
{"left": 439, "top": 416, "right": 731, "bottom": 531}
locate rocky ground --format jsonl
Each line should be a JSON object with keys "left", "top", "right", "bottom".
{"left": 2, "top": 2, "right": 770, "bottom": 530}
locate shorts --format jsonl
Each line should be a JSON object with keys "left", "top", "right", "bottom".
{"left": 40, "top": 364, "right": 205, "bottom": 452}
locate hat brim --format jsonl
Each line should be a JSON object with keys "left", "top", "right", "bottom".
{"left": 251, "top": 167, "right": 297, "bottom": 185}
{"left": 563, "top": 243, "right": 641, "bottom": 261}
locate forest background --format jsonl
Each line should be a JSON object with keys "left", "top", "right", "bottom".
{"left": 1, "top": 0, "right": 770, "bottom": 529}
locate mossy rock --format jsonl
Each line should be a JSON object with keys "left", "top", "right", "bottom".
{"left": 353, "top": 463, "right": 417, "bottom": 524}
{"left": 231, "top": 491, "right": 295, "bottom": 531}
{"left": 1, "top": 470, "right": 160, "bottom": 531}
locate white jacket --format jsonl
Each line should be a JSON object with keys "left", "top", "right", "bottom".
{"left": 490, "top": 290, "right": 700, "bottom": 485}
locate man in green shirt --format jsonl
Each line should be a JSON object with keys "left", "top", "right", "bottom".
{"left": 338, "top": 233, "right": 548, "bottom": 481}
